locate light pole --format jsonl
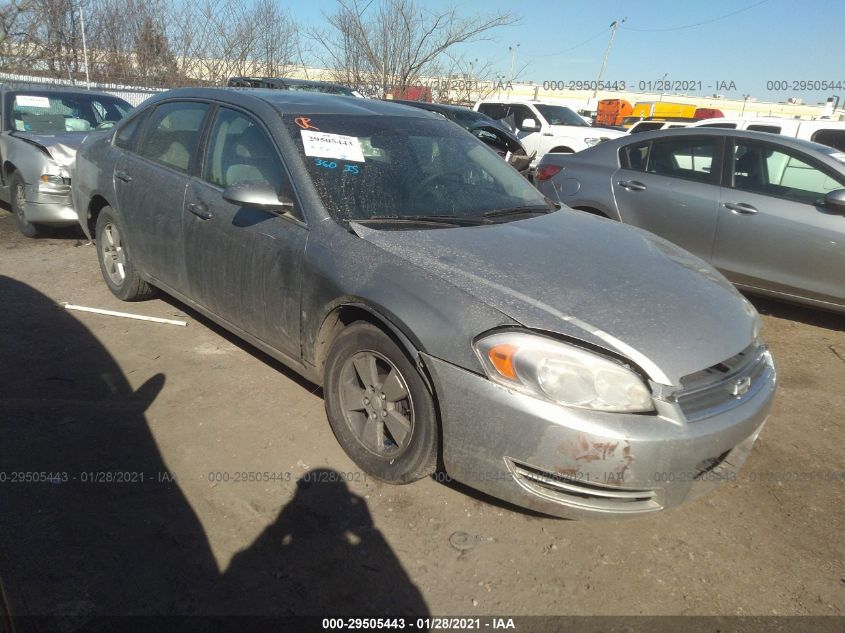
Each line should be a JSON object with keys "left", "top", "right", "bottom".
{"left": 508, "top": 44, "right": 519, "bottom": 97}
{"left": 78, "top": 1, "right": 90, "bottom": 89}
{"left": 592, "top": 18, "right": 626, "bottom": 99}
{"left": 741, "top": 94, "right": 751, "bottom": 116}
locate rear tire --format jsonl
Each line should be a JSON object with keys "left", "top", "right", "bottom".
{"left": 95, "top": 206, "right": 156, "bottom": 301}
{"left": 324, "top": 322, "right": 438, "bottom": 484}
{"left": 10, "top": 171, "right": 38, "bottom": 237}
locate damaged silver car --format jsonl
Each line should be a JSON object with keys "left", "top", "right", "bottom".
{"left": 0, "top": 85, "right": 131, "bottom": 236}
{"left": 73, "top": 89, "right": 776, "bottom": 519}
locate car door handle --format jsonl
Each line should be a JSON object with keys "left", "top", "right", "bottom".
{"left": 723, "top": 202, "right": 758, "bottom": 215}
{"left": 115, "top": 170, "right": 132, "bottom": 183}
{"left": 618, "top": 180, "right": 647, "bottom": 191}
{"left": 187, "top": 202, "right": 212, "bottom": 220}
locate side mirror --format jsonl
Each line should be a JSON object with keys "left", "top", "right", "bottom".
{"left": 519, "top": 118, "right": 540, "bottom": 132}
{"left": 823, "top": 188, "right": 845, "bottom": 213}
{"left": 222, "top": 180, "right": 294, "bottom": 214}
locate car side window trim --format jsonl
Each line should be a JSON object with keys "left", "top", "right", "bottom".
{"left": 195, "top": 102, "right": 308, "bottom": 226}
{"left": 724, "top": 136, "right": 845, "bottom": 205}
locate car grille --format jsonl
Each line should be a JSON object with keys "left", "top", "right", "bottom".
{"left": 675, "top": 342, "right": 774, "bottom": 422}
{"left": 505, "top": 458, "right": 662, "bottom": 514}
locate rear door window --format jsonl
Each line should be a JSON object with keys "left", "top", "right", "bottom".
{"left": 645, "top": 137, "right": 718, "bottom": 183}
{"left": 620, "top": 141, "right": 650, "bottom": 170}
{"left": 136, "top": 101, "right": 209, "bottom": 173}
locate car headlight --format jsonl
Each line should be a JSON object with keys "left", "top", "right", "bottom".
{"left": 473, "top": 331, "right": 654, "bottom": 413}
{"left": 40, "top": 173, "right": 70, "bottom": 186}
{"left": 583, "top": 137, "right": 603, "bottom": 147}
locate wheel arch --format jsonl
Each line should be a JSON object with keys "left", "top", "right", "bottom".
{"left": 312, "top": 302, "right": 433, "bottom": 393}
{"left": 85, "top": 194, "right": 112, "bottom": 240}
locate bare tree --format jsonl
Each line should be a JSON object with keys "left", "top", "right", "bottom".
{"left": 312, "top": 0, "right": 518, "bottom": 98}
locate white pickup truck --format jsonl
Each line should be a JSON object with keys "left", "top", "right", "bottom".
{"left": 473, "top": 99, "right": 625, "bottom": 163}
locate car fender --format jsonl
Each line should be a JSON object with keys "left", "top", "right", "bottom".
{"left": 1, "top": 133, "right": 60, "bottom": 198}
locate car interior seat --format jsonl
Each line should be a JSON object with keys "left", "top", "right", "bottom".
{"left": 224, "top": 125, "right": 281, "bottom": 186}
{"left": 734, "top": 150, "right": 764, "bottom": 190}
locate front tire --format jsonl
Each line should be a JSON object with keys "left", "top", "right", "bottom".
{"left": 95, "top": 206, "right": 156, "bottom": 301}
{"left": 324, "top": 322, "right": 438, "bottom": 484}
{"left": 10, "top": 171, "right": 38, "bottom": 237}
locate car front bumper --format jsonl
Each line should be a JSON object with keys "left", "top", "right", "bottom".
{"left": 422, "top": 350, "right": 776, "bottom": 520}
{"left": 24, "top": 182, "right": 77, "bottom": 225}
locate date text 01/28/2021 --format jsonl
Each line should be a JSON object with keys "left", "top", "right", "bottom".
{"left": 321, "top": 617, "right": 516, "bottom": 629}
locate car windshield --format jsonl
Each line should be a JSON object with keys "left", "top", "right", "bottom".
{"left": 10, "top": 92, "right": 131, "bottom": 133}
{"left": 284, "top": 114, "right": 548, "bottom": 223}
{"left": 535, "top": 104, "right": 588, "bottom": 127}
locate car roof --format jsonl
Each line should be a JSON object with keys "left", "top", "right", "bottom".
{"left": 606, "top": 126, "right": 843, "bottom": 156}
{"left": 141, "top": 87, "right": 439, "bottom": 118}
{"left": 393, "top": 100, "right": 478, "bottom": 114}
{"left": 229, "top": 76, "right": 351, "bottom": 89}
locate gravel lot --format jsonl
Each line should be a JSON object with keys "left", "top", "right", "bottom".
{"left": 1, "top": 208, "right": 843, "bottom": 620}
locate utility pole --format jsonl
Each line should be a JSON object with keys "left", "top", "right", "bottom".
{"left": 593, "top": 18, "right": 626, "bottom": 99}
{"left": 508, "top": 43, "right": 519, "bottom": 97}
{"left": 741, "top": 94, "right": 750, "bottom": 116}
{"left": 79, "top": 1, "right": 90, "bottom": 89}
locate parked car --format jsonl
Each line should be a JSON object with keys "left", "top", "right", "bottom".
{"left": 391, "top": 100, "right": 534, "bottom": 175}
{"left": 473, "top": 99, "right": 625, "bottom": 163}
{"left": 73, "top": 89, "right": 775, "bottom": 520}
{"left": 627, "top": 118, "right": 694, "bottom": 134}
{"left": 0, "top": 84, "right": 131, "bottom": 236}
{"left": 535, "top": 127, "right": 845, "bottom": 313}
{"left": 228, "top": 76, "right": 364, "bottom": 98}
{"left": 690, "top": 116, "right": 845, "bottom": 151}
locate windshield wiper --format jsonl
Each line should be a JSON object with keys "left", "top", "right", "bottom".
{"left": 481, "top": 204, "right": 557, "bottom": 219}
{"left": 355, "top": 215, "right": 491, "bottom": 226}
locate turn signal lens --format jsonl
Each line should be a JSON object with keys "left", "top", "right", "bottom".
{"left": 488, "top": 344, "right": 518, "bottom": 380}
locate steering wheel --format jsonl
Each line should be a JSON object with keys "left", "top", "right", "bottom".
{"left": 96, "top": 120, "right": 117, "bottom": 130}
{"left": 413, "top": 171, "right": 465, "bottom": 194}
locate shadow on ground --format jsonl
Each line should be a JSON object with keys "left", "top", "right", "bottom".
{"left": 747, "top": 294, "right": 845, "bottom": 332}
{"left": 0, "top": 276, "right": 427, "bottom": 621}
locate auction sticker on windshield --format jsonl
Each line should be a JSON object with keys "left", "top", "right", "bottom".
{"left": 301, "top": 130, "right": 365, "bottom": 162}
{"left": 15, "top": 95, "right": 51, "bottom": 108}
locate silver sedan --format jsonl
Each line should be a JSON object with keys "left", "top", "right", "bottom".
{"left": 73, "top": 90, "right": 776, "bottom": 519}
{"left": 535, "top": 128, "right": 845, "bottom": 313}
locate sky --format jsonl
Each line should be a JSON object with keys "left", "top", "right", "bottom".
{"left": 288, "top": 0, "right": 844, "bottom": 104}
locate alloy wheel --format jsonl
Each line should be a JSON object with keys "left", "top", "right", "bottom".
{"left": 338, "top": 350, "right": 415, "bottom": 457}
{"left": 101, "top": 222, "right": 127, "bottom": 284}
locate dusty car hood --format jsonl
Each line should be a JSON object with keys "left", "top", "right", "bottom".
{"left": 11, "top": 131, "right": 86, "bottom": 169}
{"left": 352, "top": 211, "right": 758, "bottom": 385}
